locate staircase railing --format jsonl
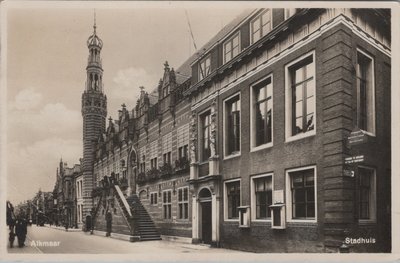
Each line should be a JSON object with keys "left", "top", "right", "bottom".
{"left": 114, "top": 185, "right": 132, "bottom": 217}
{"left": 113, "top": 185, "right": 140, "bottom": 237}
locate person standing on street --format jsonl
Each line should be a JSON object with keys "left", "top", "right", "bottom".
{"left": 7, "top": 201, "right": 16, "bottom": 248}
{"left": 15, "top": 215, "right": 27, "bottom": 248}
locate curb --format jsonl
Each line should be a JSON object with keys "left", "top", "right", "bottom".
{"left": 43, "top": 224, "right": 82, "bottom": 232}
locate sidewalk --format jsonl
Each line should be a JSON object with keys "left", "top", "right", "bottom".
{"left": 43, "top": 224, "right": 82, "bottom": 232}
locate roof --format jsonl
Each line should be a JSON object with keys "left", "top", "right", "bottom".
{"left": 175, "top": 9, "right": 255, "bottom": 81}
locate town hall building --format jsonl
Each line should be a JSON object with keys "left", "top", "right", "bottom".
{"left": 53, "top": 7, "right": 391, "bottom": 253}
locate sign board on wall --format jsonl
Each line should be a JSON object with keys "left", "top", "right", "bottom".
{"left": 347, "top": 129, "right": 368, "bottom": 146}
{"left": 344, "top": 155, "right": 364, "bottom": 164}
{"left": 343, "top": 169, "right": 355, "bottom": 177}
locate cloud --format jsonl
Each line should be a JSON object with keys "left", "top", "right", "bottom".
{"left": 8, "top": 102, "right": 81, "bottom": 141}
{"left": 7, "top": 138, "right": 82, "bottom": 204}
{"left": 111, "top": 67, "right": 159, "bottom": 101}
{"left": 12, "top": 87, "right": 43, "bottom": 110}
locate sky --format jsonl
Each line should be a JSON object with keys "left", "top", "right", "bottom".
{"left": 4, "top": 2, "right": 248, "bottom": 204}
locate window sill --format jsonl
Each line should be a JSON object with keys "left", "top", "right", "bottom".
{"left": 224, "top": 218, "right": 239, "bottom": 222}
{"left": 251, "top": 219, "right": 272, "bottom": 223}
{"left": 287, "top": 219, "right": 317, "bottom": 224}
{"left": 285, "top": 130, "right": 316, "bottom": 143}
{"left": 358, "top": 219, "right": 377, "bottom": 225}
{"left": 223, "top": 153, "right": 241, "bottom": 160}
{"left": 250, "top": 142, "right": 273, "bottom": 153}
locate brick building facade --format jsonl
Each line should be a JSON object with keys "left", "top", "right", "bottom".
{"left": 62, "top": 7, "right": 391, "bottom": 252}
{"left": 185, "top": 8, "right": 391, "bottom": 252}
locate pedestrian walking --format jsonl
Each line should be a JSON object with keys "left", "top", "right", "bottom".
{"left": 8, "top": 225, "right": 15, "bottom": 248}
{"left": 15, "top": 215, "right": 27, "bottom": 248}
{"left": 6, "top": 201, "right": 17, "bottom": 248}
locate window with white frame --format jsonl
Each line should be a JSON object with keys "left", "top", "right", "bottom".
{"left": 287, "top": 167, "right": 316, "bottom": 220}
{"left": 224, "top": 32, "right": 240, "bottom": 63}
{"left": 163, "top": 190, "right": 172, "bottom": 219}
{"left": 178, "top": 187, "right": 189, "bottom": 219}
{"left": 285, "top": 52, "right": 316, "bottom": 140}
{"left": 177, "top": 124, "right": 189, "bottom": 160}
{"left": 251, "top": 76, "right": 273, "bottom": 149}
{"left": 225, "top": 180, "right": 241, "bottom": 220}
{"left": 252, "top": 175, "right": 273, "bottom": 220}
{"left": 358, "top": 167, "right": 376, "bottom": 221}
{"left": 198, "top": 55, "right": 211, "bottom": 81}
{"left": 150, "top": 192, "right": 158, "bottom": 205}
{"left": 224, "top": 94, "right": 241, "bottom": 156}
{"left": 356, "top": 50, "right": 375, "bottom": 135}
{"left": 162, "top": 133, "right": 172, "bottom": 165}
{"left": 200, "top": 111, "right": 211, "bottom": 162}
{"left": 251, "top": 9, "right": 272, "bottom": 44}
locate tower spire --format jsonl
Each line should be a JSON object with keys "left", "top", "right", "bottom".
{"left": 93, "top": 9, "right": 97, "bottom": 35}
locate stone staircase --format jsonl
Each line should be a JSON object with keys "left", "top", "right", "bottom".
{"left": 125, "top": 194, "right": 162, "bottom": 241}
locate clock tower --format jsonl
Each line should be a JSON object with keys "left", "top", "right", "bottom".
{"left": 81, "top": 16, "right": 107, "bottom": 218}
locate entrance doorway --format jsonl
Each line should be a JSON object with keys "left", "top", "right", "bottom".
{"left": 199, "top": 188, "right": 212, "bottom": 244}
{"left": 201, "top": 201, "right": 212, "bottom": 244}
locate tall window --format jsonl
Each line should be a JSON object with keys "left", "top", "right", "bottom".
{"left": 163, "top": 85, "right": 169, "bottom": 98}
{"left": 358, "top": 167, "right": 376, "bottom": 221}
{"left": 254, "top": 176, "right": 273, "bottom": 219}
{"left": 150, "top": 192, "right": 158, "bottom": 205}
{"left": 224, "top": 33, "right": 240, "bottom": 63}
{"left": 177, "top": 124, "right": 189, "bottom": 159}
{"left": 225, "top": 95, "right": 240, "bottom": 156}
{"left": 162, "top": 133, "right": 172, "bottom": 165}
{"left": 251, "top": 9, "right": 272, "bottom": 44}
{"left": 149, "top": 141, "right": 158, "bottom": 169}
{"left": 199, "top": 55, "right": 211, "bottom": 81}
{"left": 163, "top": 190, "right": 172, "bottom": 219}
{"left": 226, "top": 180, "right": 240, "bottom": 219}
{"left": 150, "top": 158, "right": 157, "bottom": 169}
{"left": 163, "top": 152, "right": 171, "bottom": 165}
{"left": 252, "top": 77, "right": 272, "bottom": 148}
{"left": 178, "top": 145, "right": 188, "bottom": 159}
{"left": 178, "top": 187, "right": 189, "bottom": 220}
{"left": 200, "top": 111, "right": 211, "bottom": 161}
{"left": 356, "top": 50, "right": 375, "bottom": 134}
{"left": 289, "top": 168, "right": 315, "bottom": 220}
{"left": 140, "top": 155, "right": 146, "bottom": 173}
{"left": 288, "top": 54, "right": 315, "bottom": 137}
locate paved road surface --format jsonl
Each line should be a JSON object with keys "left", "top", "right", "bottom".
{"left": 7, "top": 225, "right": 248, "bottom": 254}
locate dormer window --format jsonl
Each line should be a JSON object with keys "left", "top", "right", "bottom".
{"left": 198, "top": 55, "right": 211, "bottom": 81}
{"left": 162, "top": 85, "right": 169, "bottom": 98}
{"left": 285, "top": 8, "right": 297, "bottom": 19}
{"left": 223, "top": 32, "right": 240, "bottom": 64}
{"left": 251, "top": 9, "right": 272, "bottom": 44}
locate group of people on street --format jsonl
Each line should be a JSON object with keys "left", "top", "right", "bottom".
{"left": 7, "top": 201, "right": 28, "bottom": 248}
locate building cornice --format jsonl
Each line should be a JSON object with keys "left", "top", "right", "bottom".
{"left": 190, "top": 13, "right": 391, "bottom": 111}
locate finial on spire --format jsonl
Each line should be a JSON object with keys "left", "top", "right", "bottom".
{"left": 121, "top": 103, "right": 126, "bottom": 109}
{"left": 93, "top": 9, "right": 97, "bottom": 34}
{"left": 164, "top": 61, "right": 169, "bottom": 69}
{"left": 139, "top": 86, "right": 145, "bottom": 92}
{"left": 108, "top": 116, "right": 113, "bottom": 122}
